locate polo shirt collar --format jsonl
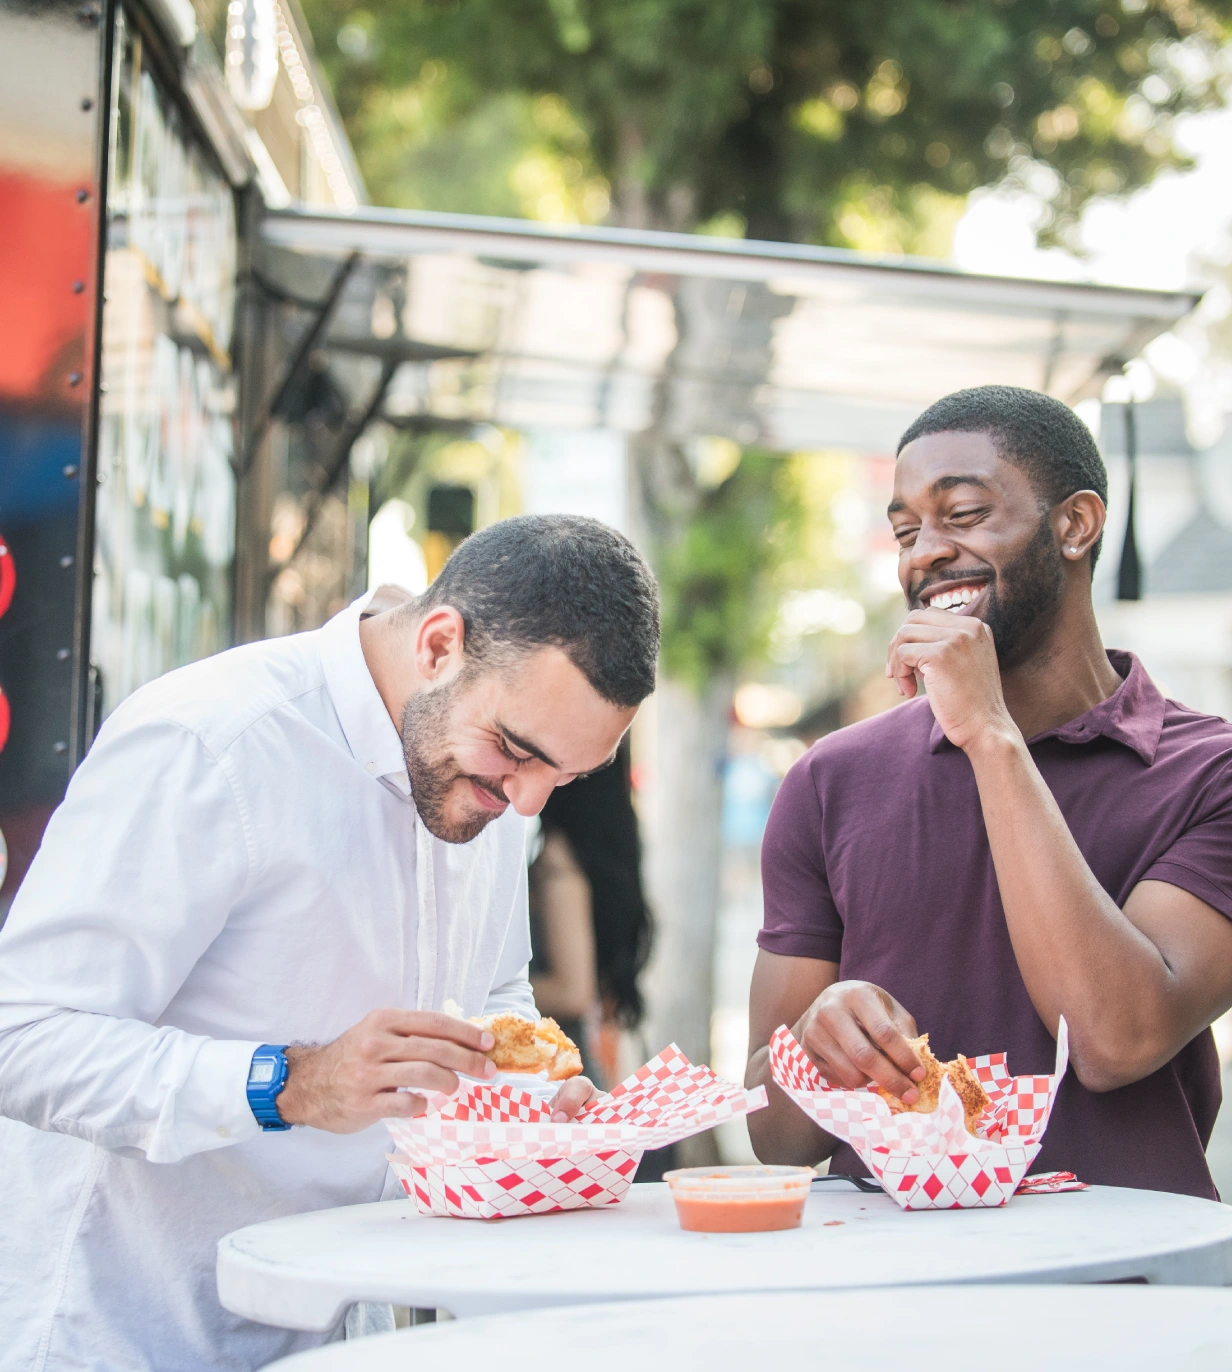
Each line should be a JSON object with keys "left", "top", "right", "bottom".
{"left": 928, "top": 649, "right": 1165, "bottom": 765}
{"left": 318, "top": 593, "right": 411, "bottom": 795}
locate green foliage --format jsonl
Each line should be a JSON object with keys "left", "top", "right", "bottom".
{"left": 302, "top": 0, "right": 1232, "bottom": 249}
{"left": 656, "top": 450, "right": 807, "bottom": 688}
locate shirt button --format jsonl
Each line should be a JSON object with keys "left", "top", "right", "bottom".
{"left": 217, "top": 1126, "right": 231, "bottom": 1138}
{"left": 365, "top": 761, "right": 377, "bottom": 774}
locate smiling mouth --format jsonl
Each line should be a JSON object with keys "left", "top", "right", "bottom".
{"left": 922, "top": 580, "right": 990, "bottom": 613}
{"left": 468, "top": 778, "right": 509, "bottom": 813}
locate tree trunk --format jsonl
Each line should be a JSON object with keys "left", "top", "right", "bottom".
{"left": 641, "top": 673, "right": 732, "bottom": 1162}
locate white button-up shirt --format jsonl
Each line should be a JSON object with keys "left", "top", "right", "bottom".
{"left": 0, "top": 597, "right": 535, "bottom": 1371}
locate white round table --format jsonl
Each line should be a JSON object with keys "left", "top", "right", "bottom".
{"left": 266, "top": 1286, "right": 1232, "bottom": 1370}
{"left": 216, "top": 1182, "right": 1232, "bottom": 1333}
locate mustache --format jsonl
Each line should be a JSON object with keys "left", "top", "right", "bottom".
{"left": 465, "top": 775, "right": 509, "bottom": 805}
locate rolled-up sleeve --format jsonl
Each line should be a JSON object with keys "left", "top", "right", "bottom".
{"left": 757, "top": 753, "right": 845, "bottom": 963}
{"left": 0, "top": 714, "right": 263, "bottom": 1162}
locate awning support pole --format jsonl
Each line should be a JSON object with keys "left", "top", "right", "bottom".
{"left": 241, "top": 250, "right": 362, "bottom": 476}
{"left": 269, "top": 355, "right": 399, "bottom": 582}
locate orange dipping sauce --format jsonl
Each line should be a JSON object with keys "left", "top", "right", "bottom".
{"left": 663, "top": 1166, "right": 814, "bottom": 1233}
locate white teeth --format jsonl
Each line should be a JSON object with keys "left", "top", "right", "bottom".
{"left": 927, "top": 585, "right": 981, "bottom": 611}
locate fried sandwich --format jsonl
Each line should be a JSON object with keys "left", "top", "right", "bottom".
{"left": 443, "top": 1000, "right": 583, "bottom": 1081}
{"left": 871, "top": 1033, "right": 990, "bottom": 1135}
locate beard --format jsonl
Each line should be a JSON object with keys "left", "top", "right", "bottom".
{"left": 981, "top": 513, "right": 1065, "bottom": 666}
{"left": 400, "top": 678, "right": 507, "bottom": 844}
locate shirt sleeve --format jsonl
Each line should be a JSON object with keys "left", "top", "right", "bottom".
{"left": 481, "top": 855, "right": 538, "bottom": 1018}
{"left": 757, "top": 753, "right": 844, "bottom": 963}
{"left": 1140, "top": 764, "right": 1232, "bottom": 921}
{"left": 0, "top": 713, "right": 263, "bottom": 1163}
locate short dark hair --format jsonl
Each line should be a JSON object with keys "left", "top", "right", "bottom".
{"left": 896, "top": 385, "right": 1109, "bottom": 565}
{"left": 415, "top": 514, "right": 660, "bottom": 707}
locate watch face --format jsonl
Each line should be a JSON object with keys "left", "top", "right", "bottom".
{"left": 249, "top": 1060, "right": 277, "bottom": 1084}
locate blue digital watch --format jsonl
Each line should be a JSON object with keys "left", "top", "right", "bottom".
{"left": 247, "top": 1044, "right": 291, "bottom": 1130}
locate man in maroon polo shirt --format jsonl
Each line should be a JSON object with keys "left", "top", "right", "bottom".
{"left": 745, "top": 385, "right": 1232, "bottom": 1198}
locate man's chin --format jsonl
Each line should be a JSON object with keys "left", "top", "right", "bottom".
{"left": 418, "top": 804, "right": 498, "bottom": 845}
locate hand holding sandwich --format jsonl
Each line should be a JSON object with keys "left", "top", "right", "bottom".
{"left": 795, "top": 980, "right": 927, "bottom": 1105}
{"left": 277, "top": 1009, "right": 501, "bottom": 1132}
{"left": 277, "top": 1008, "right": 599, "bottom": 1131}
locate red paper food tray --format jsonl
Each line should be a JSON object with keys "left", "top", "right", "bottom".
{"left": 385, "top": 1043, "right": 767, "bottom": 1219}
{"left": 769, "top": 1018, "right": 1070, "bottom": 1210}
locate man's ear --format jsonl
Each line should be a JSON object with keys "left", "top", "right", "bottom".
{"left": 1055, "top": 490, "right": 1106, "bottom": 564}
{"left": 414, "top": 606, "right": 466, "bottom": 682}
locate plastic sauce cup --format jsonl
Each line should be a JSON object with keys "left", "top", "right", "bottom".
{"left": 663, "top": 1165, "right": 815, "bottom": 1233}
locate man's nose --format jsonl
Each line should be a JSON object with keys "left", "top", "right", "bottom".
{"left": 504, "top": 767, "right": 559, "bottom": 817}
{"left": 907, "top": 521, "right": 958, "bottom": 572}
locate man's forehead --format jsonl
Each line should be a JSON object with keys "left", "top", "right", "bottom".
{"left": 487, "top": 651, "right": 633, "bottom": 772}
{"left": 890, "top": 429, "right": 1027, "bottom": 511}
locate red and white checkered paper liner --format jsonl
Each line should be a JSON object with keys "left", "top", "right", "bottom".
{"left": 384, "top": 1043, "right": 767, "bottom": 1219}
{"left": 386, "top": 1150, "right": 642, "bottom": 1219}
{"left": 770, "top": 1017, "right": 1069, "bottom": 1210}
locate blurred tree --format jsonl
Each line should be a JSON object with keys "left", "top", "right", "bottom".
{"left": 298, "top": 0, "right": 1232, "bottom": 1084}
{"left": 304, "top": 0, "right": 1232, "bottom": 250}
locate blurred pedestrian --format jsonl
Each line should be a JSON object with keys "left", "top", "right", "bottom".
{"left": 529, "top": 739, "right": 652, "bottom": 1087}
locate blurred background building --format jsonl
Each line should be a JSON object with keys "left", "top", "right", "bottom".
{"left": 5, "top": 0, "right": 1232, "bottom": 1177}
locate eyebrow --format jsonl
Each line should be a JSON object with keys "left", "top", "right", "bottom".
{"left": 498, "top": 725, "right": 560, "bottom": 771}
{"left": 887, "top": 474, "right": 993, "bottom": 517}
{"left": 573, "top": 751, "right": 619, "bottom": 782}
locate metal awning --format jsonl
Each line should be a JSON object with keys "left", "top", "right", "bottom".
{"left": 258, "top": 205, "right": 1200, "bottom": 454}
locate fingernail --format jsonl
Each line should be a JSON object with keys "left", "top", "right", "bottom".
{"left": 480, "top": 1032, "right": 494, "bottom": 1050}
{"left": 901, "top": 1088, "right": 919, "bottom": 1104}
{"left": 483, "top": 1060, "right": 497, "bottom": 1077}
{"left": 552, "top": 1110, "right": 568, "bottom": 1122}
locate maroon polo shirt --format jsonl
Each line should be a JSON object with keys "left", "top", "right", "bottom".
{"left": 759, "top": 651, "right": 1232, "bottom": 1199}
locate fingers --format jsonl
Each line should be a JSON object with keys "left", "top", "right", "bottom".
{"left": 548, "top": 1076, "right": 597, "bottom": 1122}
{"left": 368, "top": 1008, "right": 495, "bottom": 1053}
{"left": 822, "top": 1017, "right": 921, "bottom": 1103}
{"left": 886, "top": 638, "right": 949, "bottom": 698}
{"left": 377, "top": 1090, "right": 428, "bottom": 1120}
{"left": 801, "top": 983, "right": 924, "bottom": 1102}
{"left": 885, "top": 610, "right": 992, "bottom": 696}
{"left": 860, "top": 1009, "right": 925, "bottom": 1086}
{"left": 378, "top": 1060, "right": 464, "bottom": 1096}
{"left": 373, "top": 1033, "right": 496, "bottom": 1081}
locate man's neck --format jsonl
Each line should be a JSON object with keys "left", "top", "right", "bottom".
{"left": 997, "top": 600, "right": 1123, "bottom": 740}
{"left": 359, "top": 612, "right": 417, "bottom": 731}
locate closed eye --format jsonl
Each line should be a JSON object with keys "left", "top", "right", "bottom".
{"left": 497, "top": 736, "right": 533, "bottom": 766}
{"left": 948, "top": 506, "right": 990, "bottom": 525}
{"left": 892, "top": 525, "right": 918, "bottom": 547}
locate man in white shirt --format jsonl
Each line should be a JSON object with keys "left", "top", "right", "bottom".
{"left": 0, "top": 514, "right": 660, "bottom": 1371}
